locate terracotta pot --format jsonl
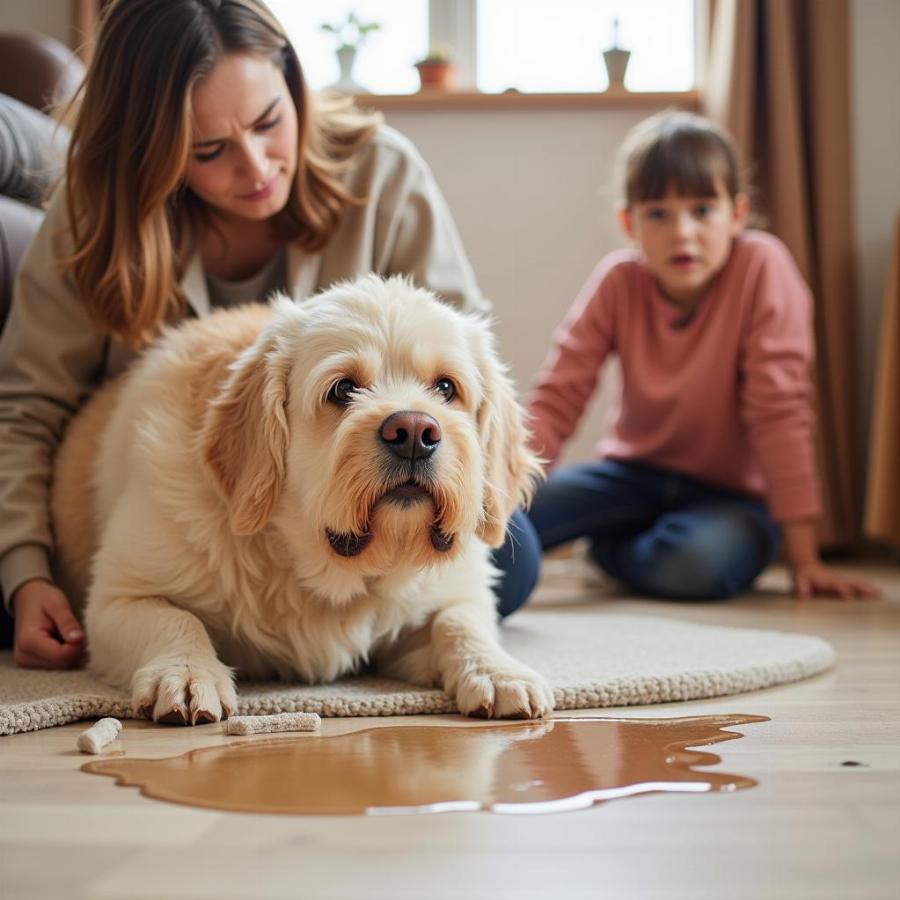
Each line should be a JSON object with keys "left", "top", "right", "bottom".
{"left": 415, "top": 61, "right": 456, "bottom": 92}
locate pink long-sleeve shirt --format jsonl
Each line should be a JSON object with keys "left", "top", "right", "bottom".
{"left": 526, "top": 231, "right": 821, "bottom": 522}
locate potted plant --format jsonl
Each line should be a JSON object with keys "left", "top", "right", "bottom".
{"left": 414, "top": 45, "right": 457, "bottom": 92}
{"left": 320, "top": 11, "right": 381, "bottom": 93}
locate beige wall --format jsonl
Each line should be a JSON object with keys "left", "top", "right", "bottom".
{"left": 0, "top": 0, "right": 70, "bottom": 46}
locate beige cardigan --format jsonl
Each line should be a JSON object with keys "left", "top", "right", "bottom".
{"left": 0, "top": 126, "right": 487, "bottom": 608}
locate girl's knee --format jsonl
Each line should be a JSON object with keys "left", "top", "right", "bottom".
{"left": 660, "top": 509, "right": 775, "bottom": 593}
{"left": 641, "top": 547, "right": 754, "bottom": 599}
{"left": 594, "top": 508, "right": 777, "bottom": 600}
{"left": 594, "top": 540, "right": 745, "bottom": 599}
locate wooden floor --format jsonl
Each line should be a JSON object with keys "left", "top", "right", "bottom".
{"left": 1, "top": 552, "right": 898, "bottom": 900}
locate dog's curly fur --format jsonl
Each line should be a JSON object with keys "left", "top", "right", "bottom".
{"left": 51, "top": 275, "right": 553, "bottom": 724}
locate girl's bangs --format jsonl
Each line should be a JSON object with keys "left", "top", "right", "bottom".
{"left": 629, "top": 135, "right": 736, "bottom": 204}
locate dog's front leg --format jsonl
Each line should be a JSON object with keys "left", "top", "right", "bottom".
{"left": 429, "top": 602, "right": 555, "bottom": 720}
{"left": 85, "top": 594, "right": 237, "bottom": 725}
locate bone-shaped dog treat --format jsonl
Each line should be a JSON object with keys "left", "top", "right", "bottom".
{"left": 224, "top": 712, "right": 322, "bottom": 735}
{"left": 77, "top": 717, "right": 123, "bottom": 754}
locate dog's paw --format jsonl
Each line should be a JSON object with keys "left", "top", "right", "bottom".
{"left": 454, "top": 662, "right": 555, "bottom": 720}
{"left": 132, "top": 660, "right": 237, "bottom": 725}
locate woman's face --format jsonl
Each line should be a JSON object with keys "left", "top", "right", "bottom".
{"left": 184, "top": 53, "right": 299, "bottom": 222}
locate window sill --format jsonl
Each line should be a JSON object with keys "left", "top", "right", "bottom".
{"left": 351, "top": 88, "right": 700, "bottom": 112}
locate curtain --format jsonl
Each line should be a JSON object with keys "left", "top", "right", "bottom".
{"left": 702, "top": 0, "right": 860, "bottom": 548}
{"left": 864, "top": 213, "right": 900, "bottom": 549}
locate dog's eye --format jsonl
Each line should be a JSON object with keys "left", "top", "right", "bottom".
{"left": 434, "top": 377, "right": 456, "bottom": 402}
{"left": 328, "top": 378, "right": 358, "bottom": 405}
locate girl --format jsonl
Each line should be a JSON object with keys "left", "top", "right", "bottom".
{"left": 525, "top": 110, "right": 878, "bottom": 602}
{"left": 0, "top": 0, "right": 540, "bottom": 668}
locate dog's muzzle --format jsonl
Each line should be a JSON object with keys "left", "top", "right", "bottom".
{"left": 377, "top": 410, "right": 441, "bottom": 509}
{"left": 324, "top": 411, "right": 455, "bottom": 558}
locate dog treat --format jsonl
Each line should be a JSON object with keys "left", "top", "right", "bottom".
{"left": 77, "top": 717, "right": 123, "bottom": 754}
{"left": 225, "top": 712, "right": 322, "bottom": 735}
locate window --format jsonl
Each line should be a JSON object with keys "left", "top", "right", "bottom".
{"left": 477, "top": 0, "right": 695, "bottom": 93}
{"left": 268, "top": 0, "right": 695, "bottom": 96}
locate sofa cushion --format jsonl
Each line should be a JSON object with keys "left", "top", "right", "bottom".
{"left": 0, "top": 93, "right": 68, "bottom": 206}
{"left": 0, "top": 30, "right": 85, "bottom": 112}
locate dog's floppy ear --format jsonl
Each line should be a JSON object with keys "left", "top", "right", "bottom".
{"left": 473, "top": 322, "right": 544, "bottom": 548}
{"left": 202, "top": 334, "right": 291, "bottom": 536}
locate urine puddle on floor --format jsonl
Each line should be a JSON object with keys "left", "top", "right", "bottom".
{"left": 83, "top": 714, "right": 768, "bottom": 815}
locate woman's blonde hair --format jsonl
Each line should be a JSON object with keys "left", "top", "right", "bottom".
{"left": 62, "top": 0, "right": 381, "bottom": 348}
{"left": 616, "top": 110, "right": 746, "bottom": 209}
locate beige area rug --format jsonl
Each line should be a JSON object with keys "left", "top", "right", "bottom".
{"left": 0, "top": 610, "right": 835, "bottom": 735}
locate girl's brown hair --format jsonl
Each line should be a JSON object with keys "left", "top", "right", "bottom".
{"left": 62, "top": 0, "right": 380, "bottom": 348}
{"left": 617, "top": 110, "right": 746, "bottom": 209}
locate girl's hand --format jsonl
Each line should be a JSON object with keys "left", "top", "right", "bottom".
{"left": 12, "top": 579, "right": 85, "bottom": 668}
{"left": 783, "top": 519, "right": 881, "bottom": 601}
{"left": 791, "top": 561, "right": 881, "bottom": 601}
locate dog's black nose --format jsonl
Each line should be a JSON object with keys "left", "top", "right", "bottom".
{"left": 379, "top": 411, "right": 441, "bottom": 462}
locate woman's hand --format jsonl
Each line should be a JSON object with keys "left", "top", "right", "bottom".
{"left": 791, "top": 560, "right": 881, "bottom": 601}
{"left": 12, "top": 579, "right": 85, "bottom": 668}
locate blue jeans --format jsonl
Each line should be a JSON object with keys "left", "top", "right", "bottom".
{"left": 525, "top": 459, "right": 781, "bottom": 600}
{"left": 492, "top": 507, "right": 542, "bottom": 618}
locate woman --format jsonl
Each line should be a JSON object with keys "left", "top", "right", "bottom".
{"left": 0, "top": 0, "right": 540, "bottom": 667}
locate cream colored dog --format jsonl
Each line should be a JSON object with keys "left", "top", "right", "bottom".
{"left": 51, "top": 275, "right": 553, "bottom": 724}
